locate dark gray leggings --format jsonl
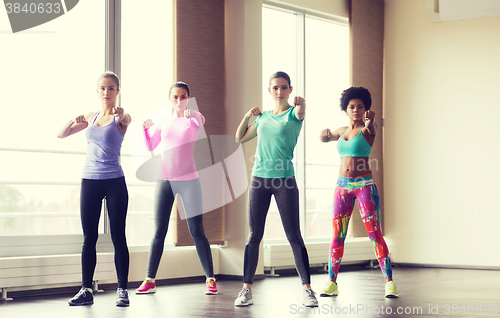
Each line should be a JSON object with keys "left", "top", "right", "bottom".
{"left": 147, "top": 178, "right": 214, "bottom": 278}
{"left": 243, "top": 176, "right": 310, "bottom": 285}
{"left": 80, "top": 177, "right": 129, "bottom": 289}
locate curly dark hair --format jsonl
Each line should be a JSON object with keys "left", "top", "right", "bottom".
{"left": 340, "top": 86, "right": 372, "bottom": 111}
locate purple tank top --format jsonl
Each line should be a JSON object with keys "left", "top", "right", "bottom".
{"left": 82, "top": 112, "right": 125, "bottom": 179}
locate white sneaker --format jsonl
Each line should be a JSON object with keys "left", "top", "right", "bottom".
{"left": 303, "top": 287, "right": 319, "bottom": 307}
{"left": 234, "top": 287, "right": 253, "bottom": 307}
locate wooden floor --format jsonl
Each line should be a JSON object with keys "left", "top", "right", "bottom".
{"left": 1, "top": 267, "right": 499, "bottom": 318}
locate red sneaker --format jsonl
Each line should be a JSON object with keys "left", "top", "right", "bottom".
{"left": 205, "top": 278, "right": 218, "bottom": 295}
{"left": 135, "top": 279, "right": 156, "bottom": 294}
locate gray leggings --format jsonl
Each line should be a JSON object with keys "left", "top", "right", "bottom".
{"left": 243, "top": 176, "right": 310, "bottom": 285}
{"left": 146, "top": 178, "right": 214, "bottom": 278}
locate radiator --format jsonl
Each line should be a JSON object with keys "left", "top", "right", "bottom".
{"left": 264, "top": 237, "right": 377, "bottom": 274}
{"left": 0, "top": 234, "right": 116, "bottom": 300}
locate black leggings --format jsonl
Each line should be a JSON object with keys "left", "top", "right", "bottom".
{"left": 244, "top": 176, "right": 310, "bottom": 285}
{"left": 80, "top": 177, "right": 129, "bottom": 289}
{"left": 146, "top": 179, "right": 214, "bottom": 278}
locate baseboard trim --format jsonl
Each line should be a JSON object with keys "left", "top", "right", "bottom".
{"left": 215, "top": 274, "right": 266, "bottom": 281}
{"left": 3, "top": 274, "right": 268, "bottom": 299}
{"left": 394, "top": 262, "right": 500, "bottom": 271}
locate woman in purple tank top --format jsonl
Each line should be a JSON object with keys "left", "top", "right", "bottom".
{"left": 57, "top": 71, "right": 132, "bottom": 307}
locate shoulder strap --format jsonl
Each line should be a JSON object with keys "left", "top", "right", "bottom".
{"left": 358, "top": 124, "right": 365, "bottom": 136}
{"left": 90, "top": 112, "right": 100, "bottom": 125}
{"left": 340, "top": 127, "right": 348, "bottom": 137}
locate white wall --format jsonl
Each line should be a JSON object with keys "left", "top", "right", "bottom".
{"left": 384, "top": 0, "right": 500, "bottom": 267}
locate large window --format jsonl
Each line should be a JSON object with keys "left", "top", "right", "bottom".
{"left": 262, "top": 5, "right": 349, "bottom": 241}
{"left": 0, "top": 0, "right": 174, "bottom": 249}
{"left": 0, "top": 2, "right": 105, "bottom": 237}
{"left": 121, "top": 0, "right": 173, "bottom": 246}
{"left": 304, "top": 15, "right": 350, "bottom": 239}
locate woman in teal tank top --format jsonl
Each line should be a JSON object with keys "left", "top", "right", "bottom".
{"left": 234, "top": 71, "right": 318, "bottom": 308}
{"left": 319, "top": 86, "right": 398, "bottom": 299}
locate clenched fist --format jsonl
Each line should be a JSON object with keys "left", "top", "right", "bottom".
{"left": 320, "top": 128, "right": 332, "bottom": 142}
{"left": 72, "top": 115, "right": 86, "bottom": 124}
{"left": 365, "top": 110, "right": 375, "bottom": 127}
{"left": 113, "top": 107, "right": 125, "bottom": 121}
{"left": 245, "top": 106, "right": 262, "bottom": 118}
{"left": 294, "top": 96, "right": 305, "bottom": 107}
{"left": 184, "top": 109, "right": 196, "bottom": 118}
{"left": 321, "top": 128, "right": 332, "bottom": 138}
{"left": 143, "top": 119, "right": 154, "bottom": 130}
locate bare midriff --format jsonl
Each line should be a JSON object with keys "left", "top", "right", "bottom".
{"left": 339, "top": 157, "right": 374, "bottom": 178}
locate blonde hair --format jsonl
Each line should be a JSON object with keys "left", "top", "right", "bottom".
{"left": 97, "top": 71, "right": 120, "bottom": 89}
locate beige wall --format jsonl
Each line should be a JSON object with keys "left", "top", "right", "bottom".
{"left": 222, "top": 0, "right": 263, "bottom": 276}
{"left": 384, "top": 0, "right": 500, "bottom": 267}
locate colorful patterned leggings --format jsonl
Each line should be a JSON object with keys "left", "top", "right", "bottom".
{"left": 329, "top": 174, "right": 392, "bottom": 280}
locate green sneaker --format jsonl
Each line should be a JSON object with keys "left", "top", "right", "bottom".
{"left": 319, "top": 281, "right": 339, "bottom": 297}
{"left": 385, "top": 281, "right": 399, "bottom": 298}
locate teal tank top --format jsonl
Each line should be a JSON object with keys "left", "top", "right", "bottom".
{"left": 336, "top": 125, "right": 372, "bottom": 158}
{"left": 252, "top": 107, "right": 303, "bottom": 178}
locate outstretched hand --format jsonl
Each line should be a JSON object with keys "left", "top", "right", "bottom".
{"left": 321, "top": 128, "right": 332, "bottom": 139}
{"left": 184, "top": 109, "right": 196, "bottom": 118}
{"left": 294, "top": 96, "right": 305, "bottom": 108}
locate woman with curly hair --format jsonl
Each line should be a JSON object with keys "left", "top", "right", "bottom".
{"left": 319, "top": 86, "right": 398, "bottom": 298}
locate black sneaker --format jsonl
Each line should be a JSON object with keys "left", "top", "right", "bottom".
{"left": 68, "top": 287, "right": 94, "bottom": 306}
{"left": 116, "top": 288, "right": 130, "bottom": 307}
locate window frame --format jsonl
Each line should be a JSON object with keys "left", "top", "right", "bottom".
{"left": 0, "top": 0, "right": 119, "bottom": 256}
{"left": 261, "top": 2, "right": 350, "bottom": 244}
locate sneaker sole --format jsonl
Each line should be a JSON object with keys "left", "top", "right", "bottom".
{"left": 116, "top": 302, "right": 130, "bottom": 307}
{"left": 304, "top": 302, "right": 319, "bottom": 307}
{"left": 68, "top": 301, "right": 94, "bottom": 306}
{"left": 135, "top": 288, "right": 156, "bottom": 294}
{"left": 235, "top": 299, "right": 254, "bottom": 307}
{"left": 319, "top": 292, "right": 339, "bottom": 297}
{"left": 385, "top": 293, "right": 399, "bottom": 298}
{"left": 205, "top": 291, "right": 218, "bottom": 295}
